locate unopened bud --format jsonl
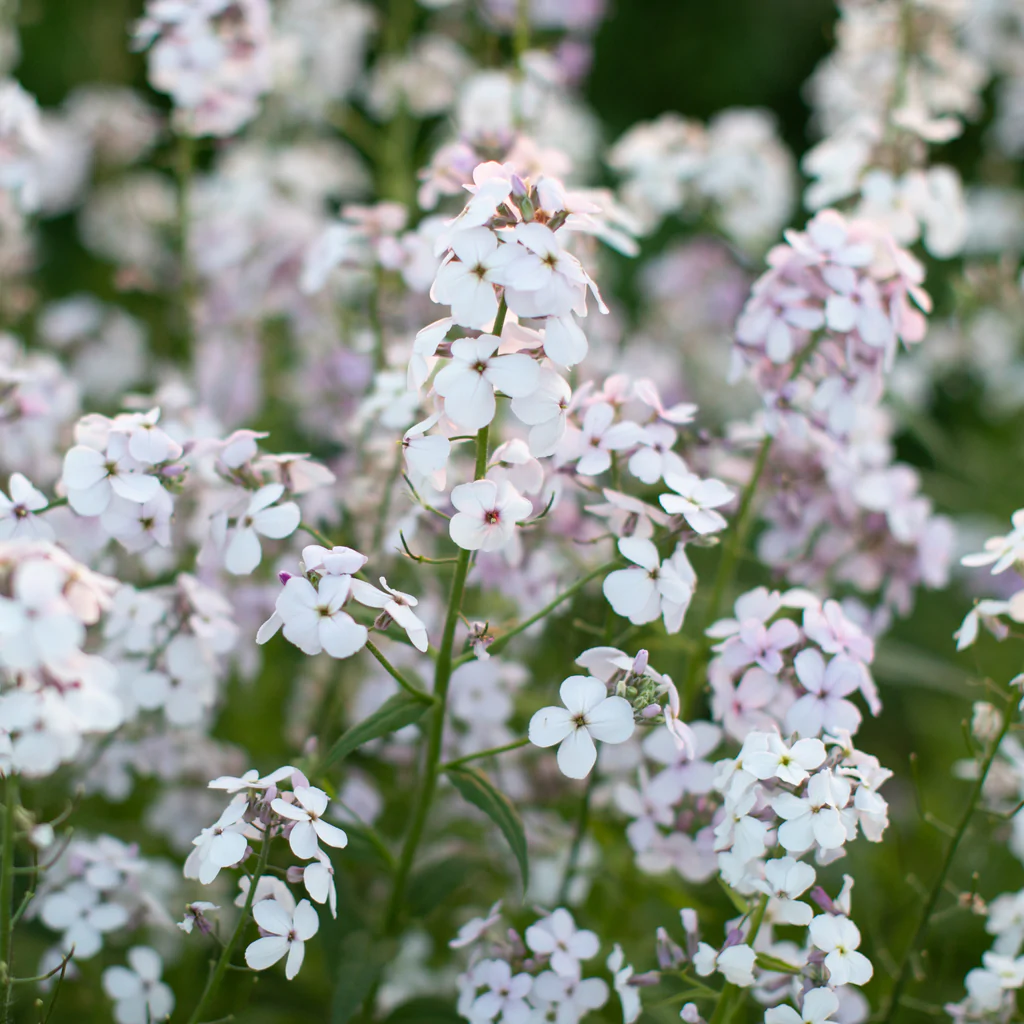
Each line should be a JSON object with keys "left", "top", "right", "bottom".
{"left": 286, "top": 865, "right": 304, "bottom": 884}
{"left": 632, "top": 649, "right": 649, "bottom": 676}
{"left": 373, "top": 611, "right": 393, "bottom": 632}
{"left": 277, "top": 571, "right": 293, "bottom": 586}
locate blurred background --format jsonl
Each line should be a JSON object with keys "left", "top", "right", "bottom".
{"left": 7, "top": 0, "right": 1024, "bottom": 1021}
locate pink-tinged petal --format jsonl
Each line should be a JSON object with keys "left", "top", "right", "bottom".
{"left": 108, "top": 472, "right": 162, "bottom": 504}
{"left": 252, "top": 898, "right": 293, "bottom": 937}
{"left": 618, "top": 536, "right": 659, "bottom": 571}
{"left": 449, "top": 513, "right": 489, "bottom": 551}
{"left": 312, "top": 819, "right": 349, "bottom": 849}
{"left": 209, "top": 830, "right": 247, "bottom": 868}
{"left": 288, "top": 820, "right": 320, "bottom": 860}
{"left": 245, "top": 936, "right": 289, "bottom": 971}
{"left": 253, "top": 502, "right": 300, "bottom": 540}
{"left": 557, "top": 728, "right": 597, "bottom": 779}
{"left": 67, "top": 479, "right": 112, "bottom": 516}
{"left": 543, "top": 316, "right": 588, "bottom": 367}
{"left": 320, "top": 614, "right": 367, "bottom": 658}
{"left": 559, "top": 675, "right": 608, "bottom": 716}
{"left": 793, "top": 648, "right": 825, "bottom": 694}
{"left": 62, "top": 446, "right": 107, "bottom": 489}
{"left": 485, "top": 353, "right": 540, "bottom": 398}
{"left": 295, "top": 786, "right": 329, "bottom": 816}
{"left": 256, "top": 612, "right": 283, "bottom": 645}
{"left": 271, "top": 798, "right": 309, "bottom": 822}
{"left": 225, "top": 527, "right": 262, "bottom": 575}
{"left": 603, "top": 567, "right": 659, "bottom": 623}
{"left": 285, "top": 939, "right": 306, "bottom": 980}
{"left": 529, "top": 706, "right": 575, "bottom": 747}
{"left": 292, "top": 899, "right": 320, "bottom": 941}
{"left": 584, "top": 696, "right": 635, "bottom": 744}
{"left": 248, "top": 483, "right": 286, "bottom": 514}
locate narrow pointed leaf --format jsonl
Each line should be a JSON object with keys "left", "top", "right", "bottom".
{"left": 322, "top": 692, "right": 431, "bottom": 771}
{"left": 445, "top": 765, "right": 528, "bottom": 889}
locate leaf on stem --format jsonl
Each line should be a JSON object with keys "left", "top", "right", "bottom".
{"left": 321, "top": 692, "right": 431, "bottom": 771}
{"left": 444, "top": 765, "right": 528, "bottom": 890}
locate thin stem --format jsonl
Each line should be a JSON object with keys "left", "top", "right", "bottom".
{"left": 299, "top": 521, "right": 335, "bottom": 548}
{"left": 185, "top": 834, "right": 273, "bottom": 1024}
{"left": 444, "top": 737, "right": 530, "bottom": 768}
{"left": 708, "top": 896, "right": 769, "bottom": 1024}
{"left": 364, "top": 639, "right": 433, "bottom": 703}
{"left": 453, "top": 561, "right": 619, "bottom": 669}
{"left": 0, "top": 775, "right": 16, "bottom": 1019}
{"left": 383, "top": 422, "right": 489, "bottom": 935}
{"left": 881, "top": 694, "right": 1017, "bottom": 1024}
{"left": 379, "top": 301, "right": 506, "bottom": 941}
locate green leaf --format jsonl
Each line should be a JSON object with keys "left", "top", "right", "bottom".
{"left": 444, "top": 765, "right": 528, "bottom": 890}
{"left": 329, "top": 931, "right": 383, "bottom": 1024}
{"left": 755, "top": 952, "right": 802, "bottom": 974}
{"left": 383, "top": 997, "right": 464, "bottom": 1024}
{"left": 408, "top": 856, "right": 476, "bottom": 918}
{"left": 322, "top": 692, "right": 431, "bottom": 771}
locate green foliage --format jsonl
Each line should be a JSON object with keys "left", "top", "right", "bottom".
{"left": 445, "top": 765, "right": 529, "bottom": 891}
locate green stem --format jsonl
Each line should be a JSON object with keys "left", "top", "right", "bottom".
{"left": 364, "top": 639, "right": 433, "bottom": 702}
{"left": 1, "top": 775, "right": 17, "bottom": 1019}
{"left": 452, "top": 560, "right": 619, "bottom": 669}
{"left": 708, "top": 896, "right": 769, "bottom": 1024}
{"left": 881, "top": 694, "right": 1017, "bottom": 1024}
{"left": 443, "top": 737, "right": 530, "bottom": 768}
{"left": 185, "top": 834, "right": 273, "bottom": 1024}
{"left": 299, "top": 521, "right": 335, "bottom": 548}
{"left": 383, "top": 422, "right": 490, "bottom": 935}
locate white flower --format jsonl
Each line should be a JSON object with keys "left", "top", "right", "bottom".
{"left": 773, "top": 769, "right": 852, "bottom": 853}
{"left": 224, "top": 484, "right": 301, "bottom": 575}
{"left": 808, "top": 914, "right": 873, "bottom": 986}
{"left": 184, "top": 802, "right": 250, "bottom": 885}
{"left": 608, "top": 944, "right": 642, "bottom": 1023}
{"left": 303, "top": 852, "right": 338, "bottom": 919}
{"left": 449, "top": 900, "right": 503, "bottom": 949}
{"left": 962, "top": 511, "right": 1024, "bottom": 575}
{"left": 40, "top": 881, "right": 130, "bottom": 958}
{"left": 449, "top": 478, "right": 532, "bottom": 552}
{"left": 753, "top": 856, "right": 817, "bottom": 926}
{"left": 524, "top": 908, "right": 600, "bottom": 978}
{"left": 464, "top": 958, "right": 534, "bottom": 1022}
{"left": 628, "top": 423, "right": 688, "bottom": 485}
{"left": 433, "top": 335, "right": 539, "bottom": 431}
{"left": 765, "top": 988, "right": 839, "bottom": 1024}
{"left": 350, "top": 577, "right": 429, "bottom": 652}
{"left": 742, "top": 733, "right": 827, "bottom": 786}
{"left": 567, "top": 402, "right": 644, "bottom": 477}
{"left": 529, "top": 675, "right": 635, "bottom": 780}
{"left": 244, "top": 898, "right": 319, "bottom": 980}
{"left": 531, "top": 970, "right": 610, "bottom": 1020}
{"left": 102, "top": 947, "right": 175, "bottom": 1024}
{"left": 272, "top": 575, "right": 368, "bottom": 658}
{"left": 177, "top": 901, "right": 218, "bottom": 935}
{"left": 61, "top": 433, "right": 163, "bottom": 516}
{"left": 0, "top": 473, "right": 53, "bottom": 541}
{"left": 271, "top": 786, "right": 349, "bottom": 860}
{"left": 402, "top": 413, "right": 451, "bottom": 490}
{"left": 430, "top": 227, "right": 507, "bottom": 328}
{"left": 602, "top": 537, "right": 696, "bottom": 633}
{"left": 693, "top": 943, "right": 756, "bottom": 986}
{"left": 208, "top": 765, "right": 295, "bottom": 794}
{"left": 786, "top": 650, "right": 862, "bottom": 738}
{"left": 659, "top": 473, "right": 734, "bottom": 535}
{"left": 510, "top": 367, "right": 572, "bottom": 457}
